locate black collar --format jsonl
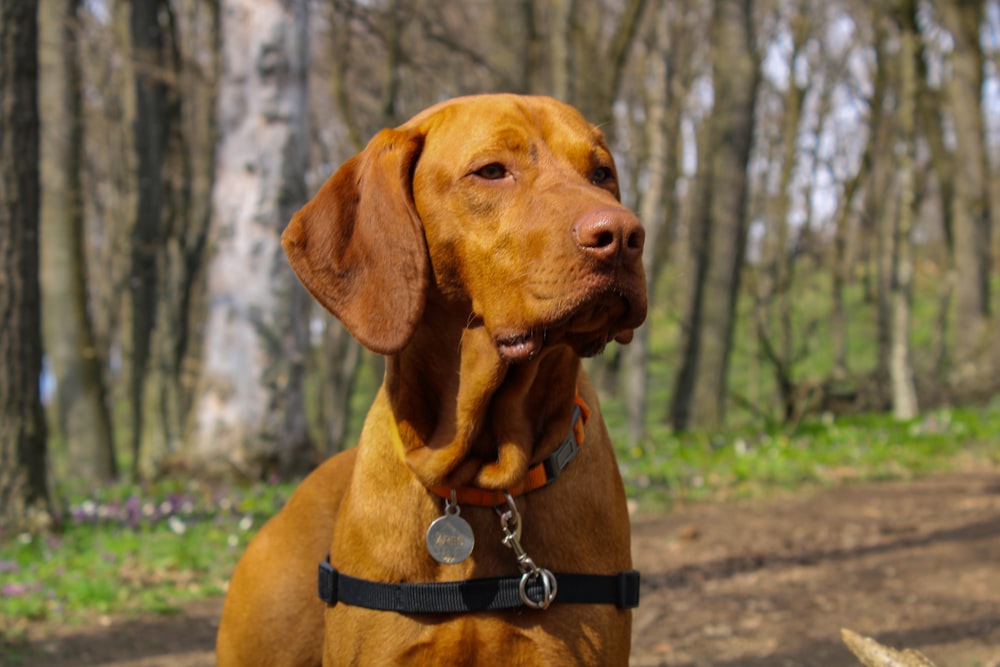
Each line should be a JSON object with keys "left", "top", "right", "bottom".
{"left": 318, "top": 558, "right": 640, "bottom": 613}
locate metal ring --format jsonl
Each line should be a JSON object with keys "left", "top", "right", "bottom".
{"left": 519, "top": 568, "right": 558, "bottom": 610}
{"left": 444, "top": 489, "right": 460, "bottom": 516}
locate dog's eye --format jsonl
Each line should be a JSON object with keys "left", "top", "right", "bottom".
{"left": 590, "top": 166, "right": 614, "bottom": 185}
{"left": 474, "top": 163, "right": 509, "bottom": 180}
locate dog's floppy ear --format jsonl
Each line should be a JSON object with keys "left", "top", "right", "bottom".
{"left": 282, "top": 129, "right": 427, "bottom": 355}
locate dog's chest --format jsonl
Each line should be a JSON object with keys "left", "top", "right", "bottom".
{"left": 325, "top": 608, "right": 607, "bottom": 666}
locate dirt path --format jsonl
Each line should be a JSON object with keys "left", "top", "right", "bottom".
{"left": 6, "top": 469, "right": 1000, "bottom": 666}
{"left": 629, "top": 469, "right": 1000, "bottom": 666}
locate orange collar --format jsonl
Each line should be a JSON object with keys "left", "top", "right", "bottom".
{"left": 390, "top": 393, "right": 590, "bottom": 507}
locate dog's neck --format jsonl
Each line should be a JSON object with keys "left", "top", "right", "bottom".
{"left": 384, "top": 301, "right": 580, "bottom": 491}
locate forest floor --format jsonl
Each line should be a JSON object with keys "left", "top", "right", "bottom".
{"left": 6, "top": 466, "right": 1000, "bottom": 667}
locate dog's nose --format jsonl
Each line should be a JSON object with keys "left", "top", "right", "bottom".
{"left": 573, "top": 208, "right": 645, "bottom": 264}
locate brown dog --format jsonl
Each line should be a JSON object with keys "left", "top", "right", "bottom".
{"left": 216, "top": 94, "right": 647, "bottom": 666}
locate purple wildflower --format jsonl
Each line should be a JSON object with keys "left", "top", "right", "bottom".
{"left": 2, "top": 583, "right": 25, "bottom": 597}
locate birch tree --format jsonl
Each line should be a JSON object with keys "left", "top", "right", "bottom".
{"left": 187, "top": 0, "right": 312, "bottom": 478}
{"left": 890, "top": 0, "right": 919, "bottom": 420}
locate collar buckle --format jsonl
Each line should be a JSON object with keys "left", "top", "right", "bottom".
{"left": 541, "top": 404, "right": 582, "bottom": 484}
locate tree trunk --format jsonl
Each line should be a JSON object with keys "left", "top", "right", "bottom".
{"left": 318, "top": 320, "right": 362, "bottom": 454}
{"left": 669, "top": 0, "right": 758, "bottom": 431}
{"left": 497, "top": 0, "right": 539, "bottom": 93}
{"left": 187, "top": 0, "right": 313, "bottom": 479}
{"left": 143, "top": 0, "right": 220, "bottom": 474}
{"left": 327, "top": 0, "right": 365, "bottom": 152}
{"left": 768, "top": 9, "right": 808, "bottom": 368}
{"left": 0, "top": 0, "right": 54, "bottom": 536}
{"left": 830, "top": 150, "right": 868, "bottom": 381}
{"left": 85, "top": 0, "right": 136, "bottom": 397}
{"left": 890, "top": 0, "right": 919, "bottom": 421}
{"left": 39, "top": 0, "right": 117, "bottom": 481}
{"left": 939, "top": 0, "right": 989, "bottom": 374}
{"left": 129, "top": 0, "right": 169, "bottom": 475}
{"left": 916, "top": 30, "right": 955, "bottom": 376}
{"left": 864, "top": 21, "right": 895, "bottom": 383}
{"left": 754, "top": 7, "right": 809, "bottom": 420}
{"left": 568, "top": 0, "right": 648, "bottom": 130}
{"left": 649, "top": 8, "right": 697, "bottom": 292}
{"left": 624, "top": 2, "right": 670, "bottom": 445}
{"left": 378, "top": 0, "right": 404, "bottom": 124}
{"left": 549, "top": 0, "right": 572, "bottom": 102}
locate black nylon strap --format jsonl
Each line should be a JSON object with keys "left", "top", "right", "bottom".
{"left": 318, "top": 559, "right": 640, "bottom": 613}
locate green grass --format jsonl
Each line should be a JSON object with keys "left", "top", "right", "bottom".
{"left": 611, "top": 400, "right": 1000, "bottom": 511}
{"left": 0, "top": 479, "right": 295, "bottom": 645}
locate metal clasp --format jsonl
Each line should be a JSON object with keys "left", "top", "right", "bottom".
{"left": 496, "top": 493, "right": 557, "bottom": 609}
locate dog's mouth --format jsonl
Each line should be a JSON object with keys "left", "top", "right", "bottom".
{"left": 495, "top": 330, "right": 545, "bottom": 363}
{"left": 490, "top": 287, "right": 646, "bottom": 364}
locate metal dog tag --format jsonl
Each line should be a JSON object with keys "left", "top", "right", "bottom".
{"left": 426, "top": 496, "right": 474, "bottom": 565}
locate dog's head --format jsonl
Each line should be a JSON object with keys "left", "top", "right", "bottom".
{"left": 282, "top": 94, "right": 647, "bottom": 362}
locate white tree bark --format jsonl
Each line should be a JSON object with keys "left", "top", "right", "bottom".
{"left": 890, "top": 5, "right": 918, "bottom": 421}
{"left": 187, "top": 0, "right": 312, "bottom": 477}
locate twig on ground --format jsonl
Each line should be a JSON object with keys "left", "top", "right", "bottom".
{"left": 841, "top": 629, "right": 937, "bottom": 667}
